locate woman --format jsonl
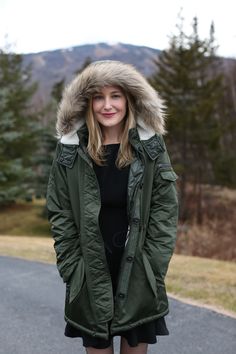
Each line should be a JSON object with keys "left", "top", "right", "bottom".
{"left": 46, "top": 60, "right": 179, "bottom": 354}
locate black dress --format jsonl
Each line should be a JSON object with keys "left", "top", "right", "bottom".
{"left": 65, "top": 144, "right": 169, "bottom": 349}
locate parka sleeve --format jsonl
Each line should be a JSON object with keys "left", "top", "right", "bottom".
{"left": 46, "top": 142, "right": 81, "bottom": 283}
{"left": 143, "top": 136, "right": 179, "bottom": 280}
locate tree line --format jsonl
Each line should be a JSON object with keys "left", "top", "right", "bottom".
{"left": 0, "top": 17, "right": 235, "bottom": 225}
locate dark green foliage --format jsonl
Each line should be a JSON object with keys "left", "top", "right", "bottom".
{"left": 33, "top": 107, "right": 57, "bottom": 199}
{"left": 51, "top": 78, "right": 65, "bottom": 102}
{"left": 0, "top": 50, "right": 40, "bottom": 206}
{"left": 75, "top": 56, "right": 92, "bottom": 75}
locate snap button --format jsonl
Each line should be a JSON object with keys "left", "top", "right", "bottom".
{"left": 118, "top": 293, "right": 125, "bottom": 299}
{"left": 126, "top": 256, "right": 133, "bottom": 262}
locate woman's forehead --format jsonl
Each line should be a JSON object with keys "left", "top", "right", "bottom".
{"left": 95, "top": 85, "right": 124, "bottom": 94}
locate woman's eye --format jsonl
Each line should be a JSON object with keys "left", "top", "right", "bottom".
{"left": 112, "top": 94, "right": 121, "bottom": 99}
{"left": 93, "top": 95, "right": 103, "bottom": 101}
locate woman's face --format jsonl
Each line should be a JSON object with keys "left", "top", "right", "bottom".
{"left": 92, "top": 86, "right": 127, "bottom": 130}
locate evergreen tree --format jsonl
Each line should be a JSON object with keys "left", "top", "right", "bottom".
{"left": 75, "top": 56, "right": 92, "bottom": 75}
{"left": 0, "top": 50, "right": 40, "bottom": 206}
{"left": 33, "top": 104, "right": 56, "bottom": 199}
{"left": 150, "top": 17, "right": 224, "bottom": 222}
{"left": 51, "top": 77, "right": 65, "bottom": 103}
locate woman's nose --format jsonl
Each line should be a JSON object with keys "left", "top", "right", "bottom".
{"left": 104, "top": 97, "right": 112, "bottom": 110}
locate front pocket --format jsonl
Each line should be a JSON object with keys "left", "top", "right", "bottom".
{"left": 68, "top": 257, "right": 85, "bottom": 303}
{"left": 142, "top": 252, "right": 157, "bottom": 297}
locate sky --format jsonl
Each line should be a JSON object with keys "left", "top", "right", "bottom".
{"left": 0, "top": 0, "right": 235, "bottom": 58}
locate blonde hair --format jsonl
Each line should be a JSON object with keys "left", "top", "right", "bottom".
{"left": 86, "top": 92, "right": 136, "bottom": 168}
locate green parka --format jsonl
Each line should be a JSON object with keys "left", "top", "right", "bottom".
{"left": 46, "top": 61, "right": 179, "bottom": 340}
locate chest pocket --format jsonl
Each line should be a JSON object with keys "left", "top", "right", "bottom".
{"left": 157, "top": 163, "right": 178, "bottom": 182}
{"left": 57, "top": 144, "right": 78, "bottom": 168}
{"left": 160, "top": 170, "right": 178, "bottom": 182}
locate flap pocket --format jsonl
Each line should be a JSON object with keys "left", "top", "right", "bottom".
{"left": 160, "top": 170, "right": 178, "bottom": 181}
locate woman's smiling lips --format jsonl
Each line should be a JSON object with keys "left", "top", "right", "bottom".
{"left": 102, "top": 113, "right": 116, "bottom": 118}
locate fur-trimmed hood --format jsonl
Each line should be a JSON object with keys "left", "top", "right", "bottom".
{"left": 56, "top": 60, "right": 166, "bottom": 144}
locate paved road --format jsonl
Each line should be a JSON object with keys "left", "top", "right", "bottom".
{"left": 0, "top": 256, "right": 235, "bottom": 354}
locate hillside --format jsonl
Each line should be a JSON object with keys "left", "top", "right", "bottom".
{"left": 23, "top": 42, "right": 160, "bottom": 103}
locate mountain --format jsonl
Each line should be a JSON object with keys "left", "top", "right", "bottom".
{"left": 23, "top": 42, "right": 161, "bottom": 104}
{"left": 23, "top": 42, "right": 235, "bottom": 106}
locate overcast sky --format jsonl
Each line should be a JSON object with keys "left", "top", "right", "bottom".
{"left": 0, "top": 0, "right": 235, "bottom": 58}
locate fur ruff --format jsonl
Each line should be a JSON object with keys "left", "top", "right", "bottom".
{"left": 56, "top": 60, "right": 166, "bottom": 143}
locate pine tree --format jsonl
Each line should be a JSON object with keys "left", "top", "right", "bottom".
{"left": 75, "top": 56, "right": 92, "bottom": 75}
{"left": 0, "top": 50, "right": 40, "bottom": 206}
{"left": 51, "top": 77, "right": 65, "bottom": 103}
{"left": 33, "top": 104, "right": 56, "bottom": 199}
{"left": 150, "top": 17, "right": 224, "bottom": 223}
